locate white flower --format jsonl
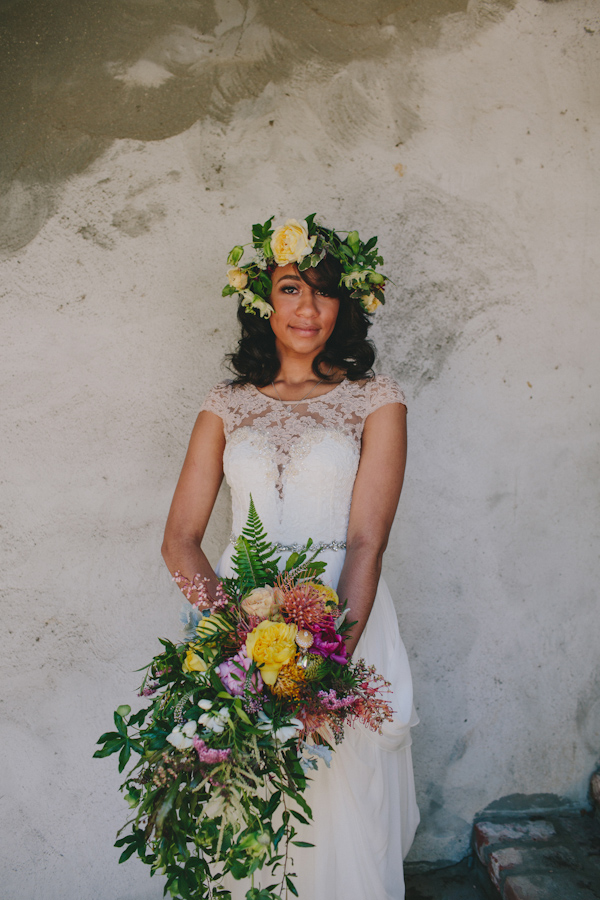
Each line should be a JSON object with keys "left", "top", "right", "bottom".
{"left": 274, "top": 718, "right": 304, "bottom": 743}
{"left": 166, "top": 725, "right": 194, "bottom": 750}
{"left": 198, "top": 706, "right": 230, "bottom": 733}
{"left": 198, "top": 698, "right": 213, "bottom": 710}
{"left": 181, "top": 720, "right": 198, "bottom": 737}
{"left": 240, "top": 289, "right": 274, "bottom": 319}
{"left": 341, "top": 269, "right": 364, "bottom": 288}
{"left": 256, "top": 711, "right": 303, "bottom": 743}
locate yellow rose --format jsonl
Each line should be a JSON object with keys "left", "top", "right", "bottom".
{"left": 361, "top": 292, "right": 381, "bottom": 314}
{"left": 241, "top": 586, "right": 276, "bottom": 619}
{"left": 246, "top": 620, "right": 298, "bottom": 686}
{"left": 271, "top": 219, "right": 316, "bottom": 266}
{"left": 182, "top": 645, "right": 208, "bottom": 673}
{"left": 227, "top": 267, "right": 248, "bottom": 290}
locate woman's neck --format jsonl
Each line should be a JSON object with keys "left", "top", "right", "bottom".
{"left": 273, "top": 358, "right": 322, "bottom": 388}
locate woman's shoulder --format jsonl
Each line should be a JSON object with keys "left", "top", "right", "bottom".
{"left": 352, "top": 373, "right": 406, "bottom": 414}
{"left": 200, "top": 380, "right": 252, "bottom": 419}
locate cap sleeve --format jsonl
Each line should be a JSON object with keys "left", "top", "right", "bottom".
{"left": 367, "top": 374, "right": 407, "bottom": 415}
{"left": 200, "top": 381, "right": 233, "bottom": 422}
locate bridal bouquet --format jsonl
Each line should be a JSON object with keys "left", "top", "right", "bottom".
{"left": 95, "top": 500, "right": 394, "bottom": 900}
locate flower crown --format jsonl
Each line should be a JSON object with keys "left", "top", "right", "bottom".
{"left": 222, "top": 214, "right": 388, "bottom": 318}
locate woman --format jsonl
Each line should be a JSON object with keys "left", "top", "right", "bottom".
{"left": 162, "top": 216, "right": 419, "bottom": 900}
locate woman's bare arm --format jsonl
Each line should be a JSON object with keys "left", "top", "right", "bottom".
{"left": 336, "top": 402, "right": 407, "bottom": 656}
{"left": 161, "top": 410, "right": 226, "bottom": 603}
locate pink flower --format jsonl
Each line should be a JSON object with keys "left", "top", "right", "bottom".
{"left": 216, "top": 647, "right": 263, "bottom": 696}
{"left": 192, "top": 736, "right": 232, "bottom": 764}
{"left": 310, "top": 627, "right": 348, "bottom": 666}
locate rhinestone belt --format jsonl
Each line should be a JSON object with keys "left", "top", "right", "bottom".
{"left": 229, "top": 534, "right": 346, "bottom": 553}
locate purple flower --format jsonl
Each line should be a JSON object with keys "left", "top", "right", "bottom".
{"left": 192, "top": 736, "right": 232, "bottom": 764}
{"left": 311, "top": 628, "right": 348, "bottom": 666}
{"left": 216, "top": 647, "right": 263, "bottom": 696}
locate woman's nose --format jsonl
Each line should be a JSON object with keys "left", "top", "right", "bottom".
{"left": 296, "top": 288, "right": 319, "bottom": 315}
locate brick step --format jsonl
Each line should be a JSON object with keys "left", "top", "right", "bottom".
{"left": 472, "top": 813, "right": 600, "bottom": 900}
{"left": 406, "top": 772, "right": 600, "bottom": 900}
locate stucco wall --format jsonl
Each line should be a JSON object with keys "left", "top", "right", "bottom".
{"left": 1, "top": 0, "right": 599, "bottom": 896}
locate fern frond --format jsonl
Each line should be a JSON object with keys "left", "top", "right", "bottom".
{"left": 230, "top": 496, "right": 279, "bottom": 591}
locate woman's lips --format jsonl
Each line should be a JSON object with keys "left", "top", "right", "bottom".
{"left": 290, "top": 325, "right": 319, "bottom": 335}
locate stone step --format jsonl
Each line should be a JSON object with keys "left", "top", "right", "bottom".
{"left": 407, "top": 772, "right": 600, "bottom": 900}
{"left": 472, "top": 812, "right": 600, "bottom": 900}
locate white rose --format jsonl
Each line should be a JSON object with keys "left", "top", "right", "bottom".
{"left": 271, "top": 219, "right": 316, "bottom": 266}
{"left": 227, "top": 267, "right": 248, "bottom": 290}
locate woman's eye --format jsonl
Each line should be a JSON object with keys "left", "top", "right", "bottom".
{"left": 281, "top": 285, "right": 298, "bottom": 294}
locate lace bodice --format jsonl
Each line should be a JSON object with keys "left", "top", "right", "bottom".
{"left": 202, "top": 376, "right": 405, "bottom": 547}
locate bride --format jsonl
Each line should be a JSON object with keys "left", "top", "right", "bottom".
{"left": 162, "top": 216, "right": 419, "bottom": 900}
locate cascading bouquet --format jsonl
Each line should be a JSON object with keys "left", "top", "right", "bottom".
{"left": 95, "top": 500, "right": 394, "bottom": 900}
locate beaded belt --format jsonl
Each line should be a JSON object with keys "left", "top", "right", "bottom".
{"left": 229, "top": 534, "right": 346, "bottom": 553}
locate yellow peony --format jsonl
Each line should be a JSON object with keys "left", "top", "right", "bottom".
{"left": 227, "top": 267, "right": 248, "bottom": 290}
{"left": 271, "top": 219, "right": 315, "bottom": 266}
{"left": 182, "top": 645, "right": 208, "bottom": 673}
{"left": 246, "top": 620, "right": 298, "bottom": 686}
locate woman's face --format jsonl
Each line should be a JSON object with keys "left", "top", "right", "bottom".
{"left": 269, "top": 263, "right": 340, "bottom": 360}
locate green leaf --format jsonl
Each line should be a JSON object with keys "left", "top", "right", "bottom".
{"left": 234, "top": 704, "right": 252, "bottom": 725}
{"left": 93, "top": 739, "right": 124, "bottom": 758}
{"left": 118, "top": 741, "right": 132, "bottom": 773}
{"left": 230, "top": 496, "right": 279, "bottom": 591}
{"left": 291, "top": 840, "right": 314, "bottom": 847}
{"left": 285, "top": 875, "right": 299, "bottom": 897}
{"left": 96, "top": 730, "right": 122, "bottom": 744}
{"left": 114, "top": 711, "right": 128, "bottom": 736}
{"left": 116, "top": 704, "right": 131, "bottom": 717}
{"left": 289, "top": 809, "right": 309, "bottom": 825}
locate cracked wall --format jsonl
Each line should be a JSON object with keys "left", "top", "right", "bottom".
{"left": 1, "top": 0, "right": 599, "bottom": 894}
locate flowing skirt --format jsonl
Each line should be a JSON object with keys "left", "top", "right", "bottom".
{"left": 216, "top": 546, "right": 420, "bottom": 900}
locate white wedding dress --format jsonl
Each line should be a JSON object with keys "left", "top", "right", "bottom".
{"left": 201, "top": 375, "right": 419, "bottom": 900}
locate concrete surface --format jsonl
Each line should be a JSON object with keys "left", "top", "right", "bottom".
{"left": 1, "top": 0, "right": 600, "bottom": 897}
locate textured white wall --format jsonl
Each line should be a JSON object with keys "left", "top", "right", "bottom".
{"left": 1, "top": 0, "right": 599, "bottom": 896}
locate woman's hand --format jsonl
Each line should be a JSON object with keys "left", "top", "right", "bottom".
{"left": 162, "top": 409, "right": 226, "bottom": 604}
{"left": 336, "top": 401, "right": 407, "bottom": 656}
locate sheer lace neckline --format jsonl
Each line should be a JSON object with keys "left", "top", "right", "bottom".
{"left": 253, "top": 380, "right": 347, "bottom": 404}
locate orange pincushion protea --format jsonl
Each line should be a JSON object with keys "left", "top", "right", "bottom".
{"left": 277, "top": 576, "right": 327, "bottom": 630}
{"left": 270, "top": 660, "right": 306, "bottom": 700}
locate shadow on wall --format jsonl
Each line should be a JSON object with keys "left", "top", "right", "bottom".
{"left": 0, "top": 0, "right": 521, "bottom": 255}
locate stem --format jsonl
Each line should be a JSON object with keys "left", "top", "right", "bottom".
{"left": 279, "top": 790, "right": 291, "bottom": 900}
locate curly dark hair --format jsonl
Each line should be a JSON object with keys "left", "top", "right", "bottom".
{"left": 227, "top": 254, "right": 376, "bottom": 386}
